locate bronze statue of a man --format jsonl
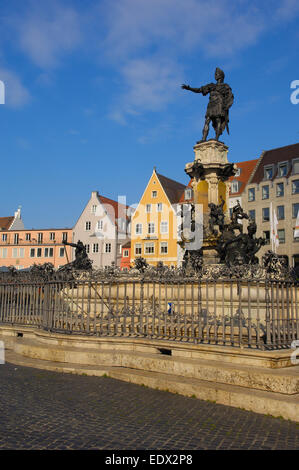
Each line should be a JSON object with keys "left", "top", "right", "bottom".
{"left": 181, "top": 67, "right": 234, "bottom": 142}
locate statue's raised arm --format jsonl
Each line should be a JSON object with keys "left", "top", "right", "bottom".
{"left": 181, "top": 84, "right": 203, "bottom": 94}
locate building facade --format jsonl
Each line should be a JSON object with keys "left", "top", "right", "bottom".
{"left": 73, "top": 191, "right": 131, "bottom": 268}
{"left": 0, "top": 228, "right": 72, "bottom": 270}
{"left": 241, "top": 143, "right": 299, "bottom": 269}
{"left": 130, "top": 169, "right": 188, "bottom": 267}
{"left": 228, "top": 159, "right": 259, "bottom": 216}
{"left": 120, "top": 242, "right": 131, "bottom": 270}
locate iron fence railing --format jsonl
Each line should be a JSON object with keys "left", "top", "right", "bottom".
{"left": 0, "top": 278, "right": 298, "bottom": 349}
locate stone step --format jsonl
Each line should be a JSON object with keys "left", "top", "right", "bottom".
{"left": 5, "top": 349, "right": 299, "bottom": 423}
{"left": 8, "top": 336, "right": 299, "bottom": 395}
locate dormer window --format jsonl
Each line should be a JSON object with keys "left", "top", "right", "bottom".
{"left": 235, "top": 168, "right": 241, "bottom": 177}
{"left": 264, "top": 165, "right": 273, "bottom": 180}
{"left": 185, "top": 188, "right": 193, "bottom": 200}
{"left": 230, "top": 181, "right": 239, "bottom": 194}
{"left": 293, "top": 159, "right": 299, "bottom": 175}
{"left": 278, "top": 162, "right": 287, "bottom": 177}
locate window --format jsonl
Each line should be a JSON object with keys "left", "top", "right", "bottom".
{"left": 85, "top": 244, "right": 90, "bottom": 253}
{"left": 264, "top": 166, "right": 273, "bottom": 180}
{"left": 38, "top": 233, "right": 43, "bottom": 243}
{"left": 278, "top": 229, "right": 285, "bottom": 244}
{"left": 12, "top": 248, "right": 18, "bottom": 258}
{"left": 91, "top": 204, "right": 97, "bottom": 214}
{"left": 37, "top": 248, "right": 42, "bottom": 257}
{"left": 59, "top": 247, "right": 65, "bottom": 257}
{"left": 145, "top": 242, "right": 154, "bottom": 254}
{"left": 248, "top": 188, "right": 255, "bottom": 201}
{"left": 19, "top": 248, "right": 24, "bottom": 258}
{"left": 118, "top": 244, "right": 122, "bottom": 254}
{"left": 263, "top": 231, "right": 270, "bottom": 244}
{"left": 278, "top": 163, "right": 287, "bottom": 177}
{"left": 146, "top": 204, "right": 151, "bottom": 213}
{"left": 293, "top": 159, "right": 299, "bottom": 174}
{"left": 2, "top": 248, "right": 7, "bottom": 258}
{"left": 2, "top": 234, "right": 7, "bottom": 242}
{"left": 262, "top": 208, "right": 270, "bottom": 221}
{"left": 160, "top": 221, "right": 168, "bottom": 233}
{"left": 49, "top": 248, "right": 53, "bottom": 257}
{"left": 230, "top": 181, "right": 239, "bottom": 194}
{"left": 277, "top": 206, "right": 284, "bottom": 220}
{"left": 44, "top": 248, "right": 49, "bottom": 257}
{"left": 292, "top": 180, "right": 299, "bottom": 194}
{"left": 148, "top": 223, "right": 155, "bottom": 234}
{"left": 235, "top": 168, "right": 241, "bottom": 177}
{"left": 105, "top": 243, "right": 111, "bottom": 253}
{"left": 160, "top": 242, "right": 168, "bottom": 254}
{"left": 30, "top": 248, "right": 35, "bottom": 258}
{"left": 62, "top": 232, "right": 68, "bottom": 242}
{"left": 276, "top": 183, "right": 284, "bottom": 197}
{"left": 25, "top": 233, "right": 31, "bottom": 241}
{"left": 123, "top": 249, "right": 129, "bottom": 257}
{"left": 135, "top": 223, "right": 142, "bottom": 235}
{"left": 185, "top": 188, "right": 192, "bottom": 200}
{"left": 85, "top": 221, "right": 91, "bottom": 231}
{"left": 248, "top": 210, "right": 255, "bottom": 220}
{"left": 97, "top": 220, "right": 103, "bottom": 230}
{"left": 135, "top": 244, "right": 142, "bottom": 255}
{"left": 50, "top": 232, "right": 55, "bottom": 241}
{"left": 92, "top": 243, "right": 99, "bottom": 253}
{"left": 157, "top": 203, "right": 163, "bottom": 212}
{"left": 293, "top": 203, "right": 299, "bottom": 218}
{"left": 152, "top": 191, "right": 157, "bottom": 198}
{"left": 14, "top": 233, "right": 19, "bottom": 244}
{"left": 262, "top": 185, "right": 269, "bottom": 200}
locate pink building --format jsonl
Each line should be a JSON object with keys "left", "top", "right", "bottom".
{"left": 0, "top": 228, "right": 72, "bottom": 270}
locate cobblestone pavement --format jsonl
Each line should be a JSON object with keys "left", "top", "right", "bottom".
{"left": 0, "top": 362, "right": 298, "bottom": 450}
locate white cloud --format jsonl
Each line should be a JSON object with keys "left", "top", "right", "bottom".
{"left": 101, "top": 0, "right": 275, "bottom": 121}
{"left": 0, "top": 67, "right": 30, "bottom": 108}
{"left": 14, "top": 2, "right": 81, "bottom": 69}
{"left": 121, "top": 58, "right": 183, "bottom": 111}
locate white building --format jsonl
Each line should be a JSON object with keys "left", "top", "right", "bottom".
{"left": 72, "top": 191, "right": 131, "bottom": 268}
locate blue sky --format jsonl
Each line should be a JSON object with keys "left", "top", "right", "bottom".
{"left": 0, "top": 0, "right": 299, "bottom": 229}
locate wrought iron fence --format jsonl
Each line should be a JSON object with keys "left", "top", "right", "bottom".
{"left": 0, "top": 277, "right": 298, "bottom": 350}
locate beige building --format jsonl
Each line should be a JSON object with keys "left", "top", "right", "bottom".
{"left": 241, "top": 142, "right": 299, "bottom": 269}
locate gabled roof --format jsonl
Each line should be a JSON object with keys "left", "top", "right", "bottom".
{"left": 98, "top": 194, "right": 129, "bottom": 221}
{"left": 250, "top": 142, "right": 299, "bottom": 184}
{"left": 156, "top": 173, "right": 186, "bottom": 204}
{"left": 0, "top": 216, "right": 14, "bottom": 230}
{"left": 229, "top": 159, "right": 259, "bottom": 196}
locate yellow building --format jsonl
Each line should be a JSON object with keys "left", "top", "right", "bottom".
{"left": 131, "top": 169, "right": 189, "bottom": 267}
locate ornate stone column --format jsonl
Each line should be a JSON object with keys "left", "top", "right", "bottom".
{"left": 183, "top": 139, "right": 237, "bottom": 265}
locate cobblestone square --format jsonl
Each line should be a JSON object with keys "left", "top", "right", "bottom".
{"left": 0, "top": 362, "right": 298, "bottom": 450}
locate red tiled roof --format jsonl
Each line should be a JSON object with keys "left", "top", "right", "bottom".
{"left": 0, "top": 216, "right": 14, "bottom": 230}
{"left": 249, "top": 142, "right": 299, "bottom": 184}
{"left": 229, "top": 159, "right": 259, "bottom": 196}
{"left": 98, "top": 194, "right": 130, "bottom": 229}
